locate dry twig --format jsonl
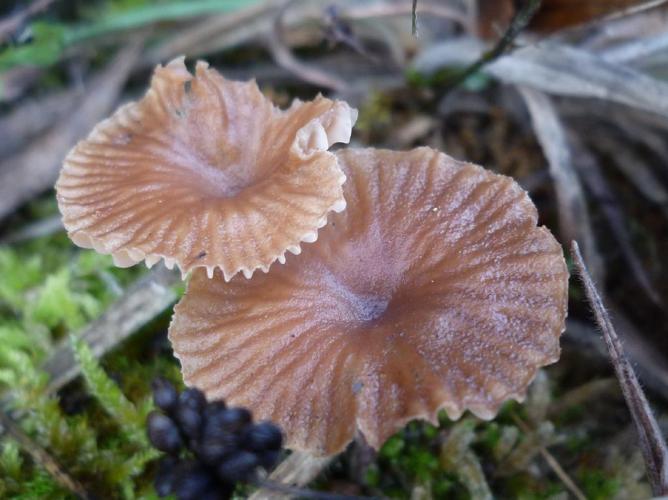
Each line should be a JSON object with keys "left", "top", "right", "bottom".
{"left": 511, "top": 414, "right": 587, "bottom": 500}
{"left": 443, "top": 0, "right": 542, "bottom": 92}
{"left": 571, "top": 240, "right": 668, "bottom": 496}
{"left": 411, "top": 0, "right": 418, "bottom": 35}
{"left": 43, "top": 266, "right": 179, "bottom": 393}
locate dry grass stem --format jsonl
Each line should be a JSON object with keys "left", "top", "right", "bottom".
{"left": 43, "top": 266, "right": 179, "bottom": 393}
{"left": 511, "top": 414, "right": 587, "bottom": 500}
{"left": 571, "top": 240, "right": 668, "bottom": 496}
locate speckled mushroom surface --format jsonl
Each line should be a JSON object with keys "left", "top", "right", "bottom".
{"left": 169, "top": 147, "right": 569, "bottom": 456}
{"left": 56, "top": 57, "right": 356, "bottom": 280}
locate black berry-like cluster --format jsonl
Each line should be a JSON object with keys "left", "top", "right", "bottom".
{"left": 147, "top": 378, "right": 283, "bottom": 500}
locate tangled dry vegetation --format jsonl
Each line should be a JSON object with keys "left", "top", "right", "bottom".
{"left": 1, "top": 1, "right": 668, "bottom": 498}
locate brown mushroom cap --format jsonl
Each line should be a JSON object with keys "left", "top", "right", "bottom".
{"left": 169, "top": 147, "right": 569, "bottom": 456}
{"left": 56, "top": 57, "right": 357, "bottom": 279}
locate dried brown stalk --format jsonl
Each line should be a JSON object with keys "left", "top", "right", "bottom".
{"left": 511, "top": 413, "right": 587, "bottom": 500}
{"left": 571, "top": 240, "right": 668, "bottom": 496}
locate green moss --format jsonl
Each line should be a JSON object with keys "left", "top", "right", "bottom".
{"left": 354, "top": 91, "right": 393, "bottom": 136}
{"left": 578, "top": 469, "right": 620, "bottom": 500}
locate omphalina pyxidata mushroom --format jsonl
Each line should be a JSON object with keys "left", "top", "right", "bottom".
{"left": 55, "top": 57, "right": 357, "bottom": 280}
{"left": 169, "top": 147, "right": 569, "bottom": 456}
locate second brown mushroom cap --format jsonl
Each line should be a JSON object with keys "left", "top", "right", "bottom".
{"left": 169, "top": 147, "right": 569, "bottom": 456}
{"left": 56, "top": 57, "right": 357, "bottom": 280}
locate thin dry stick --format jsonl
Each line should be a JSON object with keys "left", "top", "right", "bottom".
{"left": 345, "top": 2, "right": 468, "bottom": 26}
{"left": 43, "top": 265, "right": 179, "bottom": 393}
{"left": 443, "top": 0, "right": 542, "bottom": 92}
{"left": 606, "top": 0, "right": 668, "bottom": 20}
{"left": 0, "top": 411, "right": 91, "bottom": 499}
{"left": 571, "top": 240, "right": 668, "bottom": 496}
{"left": 511, "top": 413, "right": 587, "bottom": 500}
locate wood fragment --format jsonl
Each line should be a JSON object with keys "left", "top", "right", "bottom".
{"left": 0, "top": 410, "right": 92, "bottom": 499}
{"left": 571, "top": 240, "right": 668, "bottom": 496}
{"left": 43, "top": 265, "right": 179, "bottom": 394}
{"left": 0, "top": 39, "right": 143, "bottom": 221}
